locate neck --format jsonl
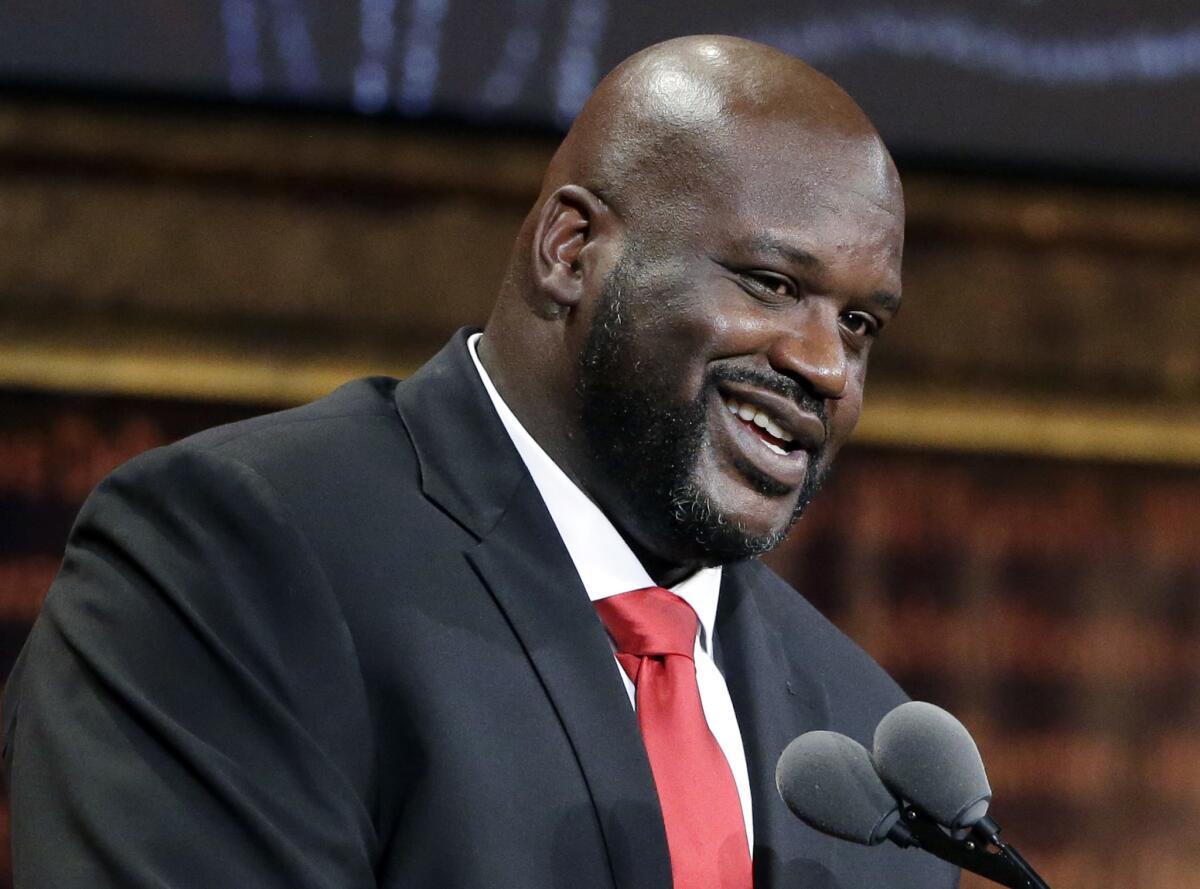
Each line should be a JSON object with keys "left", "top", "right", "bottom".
{"left": 641, "top": 555, "right": 701, "bottom": 590}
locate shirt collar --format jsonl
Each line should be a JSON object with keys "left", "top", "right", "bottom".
{"left": 466, "top": 332, "right": 722, "bottom": 649}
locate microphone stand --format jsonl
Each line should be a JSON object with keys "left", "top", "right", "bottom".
{"left": 972, "top": 815, "right": 1053, "bottom": 889}
{"left": 889, "top": 806, "right": 1052, "bottom": 889}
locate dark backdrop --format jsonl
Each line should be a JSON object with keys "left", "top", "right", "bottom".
{"left": 2, "top": 1, "right": 1199, "bottom": 181}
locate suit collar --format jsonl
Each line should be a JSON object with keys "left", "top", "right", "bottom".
{"left": 393, "top": 328, "right": 526, "bottom": 540}
{"left": 395, "top": 329, "right": 673, "bottom": 889}
{"left": 467, "top": 485, "right": 673, "bottom": 889}
{"left": 717, "top": 562, "right": 833, "bottom": 889}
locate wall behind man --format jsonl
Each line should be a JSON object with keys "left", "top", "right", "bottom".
{"left": 0, "top": 96, "right": 1197, "bottom": 889}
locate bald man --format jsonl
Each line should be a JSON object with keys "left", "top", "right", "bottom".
{"left": 5, "top": 37, "right": 957, "bottom": 889}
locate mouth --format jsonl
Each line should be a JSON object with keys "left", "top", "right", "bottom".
{"left": 709, "top": 382, "right": 827, "bottom": 492}
{"left": 722, "top": 395, "right": 801, "bottom": 456}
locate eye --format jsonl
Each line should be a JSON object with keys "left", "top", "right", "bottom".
{"left": 742, "top": 271, "right": 795, "bottom": 299}
{"left": 840, "top": 310, "right": 881, "bottom": 338}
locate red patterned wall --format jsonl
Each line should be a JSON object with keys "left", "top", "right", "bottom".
{"left": 766, "top": 449, "right": 1200, "bottom": 888}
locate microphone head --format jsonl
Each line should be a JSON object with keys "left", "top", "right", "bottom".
{"left": 872, "top": 701, "right": 992, "bottom": 829}
{"left": 776, "top": 730, "right": 903, "bottom": 846}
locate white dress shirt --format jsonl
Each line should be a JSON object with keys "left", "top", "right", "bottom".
{"left": 467, "top": 332, "right": 754, "bottom": 849}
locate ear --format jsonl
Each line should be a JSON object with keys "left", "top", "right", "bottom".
{"left": 531, "top": 185, "right": 614, "bottom": 312}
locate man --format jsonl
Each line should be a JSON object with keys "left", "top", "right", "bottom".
{"left": 4, "top": 36, "right": 956, "bottom": 889}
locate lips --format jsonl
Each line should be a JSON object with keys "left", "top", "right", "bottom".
{"left": 723, "top": 396, "right": 797, "bottom": 455}
{"left": 709, "top": 382, "right": 827, "bottom": 491}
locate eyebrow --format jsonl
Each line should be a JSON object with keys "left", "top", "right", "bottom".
{"left": 869, "top": 290, "right": 901, "bottom": 312}
{"left": 744, "top": 234, "right": 902, "bottom": 313}
{"left": 746, "top": 235, "right": 822, "bottom": 271}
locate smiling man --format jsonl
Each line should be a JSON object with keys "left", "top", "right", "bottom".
{"left": 5, "top": 36, "right": 955, "bottom": 889}
{"left": 481, "top": 39, "right": 904, "bottom": 589}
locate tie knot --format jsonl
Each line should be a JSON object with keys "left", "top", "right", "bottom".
{"left": 595, "top": 586, "right": 698, "bottom": 659}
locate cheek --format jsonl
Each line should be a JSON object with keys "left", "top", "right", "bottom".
{"left": 654, "top": 286, "right": 768, "bottom": 362}
{"left": 623, "top": 283, "right": 735, "bottom": 383}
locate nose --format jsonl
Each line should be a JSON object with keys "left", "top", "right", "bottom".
{"left": 766, "top": 307, "right": 848, "bottom": 400}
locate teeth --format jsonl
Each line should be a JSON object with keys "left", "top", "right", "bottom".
{"left": 764, "top": 441, "right": 788, "bottom": 456}
{"left": 723, "top": 397, "right": 795, "bottom": 443}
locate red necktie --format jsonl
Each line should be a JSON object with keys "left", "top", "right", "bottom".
{"left": 595, "top": 586, "right": 753, "bottom": 889}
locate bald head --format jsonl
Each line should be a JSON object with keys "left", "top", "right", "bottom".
{"left": 479, "top": 36, "right": 906, "bottom": 582}
{"left": 540, "top": 35, "right": 900, "bottom": 228}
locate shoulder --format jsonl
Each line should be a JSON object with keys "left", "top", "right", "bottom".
{"left": 182, "top": 375, "right": 409, "bottom": 471}
{"left": 93, "top": 376, "right": 417, "bottom": 515}
{"left": 69, "top": 374, "right": 436, "bottom": 607}
{"left": 46, "top": 379, "right": 420, "bottom": 706}
{"left": 67, "top": 376, "right": 416, "bottom": 583}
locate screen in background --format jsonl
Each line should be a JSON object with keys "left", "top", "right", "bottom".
{"left": 1, "top": 1, "right": 1198, "bottom": 179}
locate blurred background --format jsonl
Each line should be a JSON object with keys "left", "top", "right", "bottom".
{"left": 1, "top": 2, "right": 1198, "bottom": 887}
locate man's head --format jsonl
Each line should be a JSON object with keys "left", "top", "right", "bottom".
{"left": 481, "top": 36, "right": 904, "bottom": 584}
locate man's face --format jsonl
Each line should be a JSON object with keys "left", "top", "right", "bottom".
{"left": 575, "top": 129, "right": 904, "bottom": 567}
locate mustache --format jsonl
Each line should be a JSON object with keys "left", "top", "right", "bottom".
{"left": 708, "top": 365, "right": 830, "bottom": 439}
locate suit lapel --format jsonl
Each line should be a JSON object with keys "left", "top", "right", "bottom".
{"left": 468, "top": 487, "right": 672, "bottom": 889}
{"left": 716, "top": 563, "right": 832, "bottom": 889}
{"left": 395, "top": 331, "right": 672, "bottom": 889}
{"left": 393, "top": 330, "right": 523, "bottom": 540}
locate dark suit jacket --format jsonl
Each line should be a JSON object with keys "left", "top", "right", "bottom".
{"left": 4, "top": 329, "right": 956, "bottom": 889}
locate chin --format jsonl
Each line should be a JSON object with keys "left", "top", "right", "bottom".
{"left": 685, "top": 445, "right": 834, "bottom": 561}
{"left": 660, "top": 479, "right": 802, "bottom": 564}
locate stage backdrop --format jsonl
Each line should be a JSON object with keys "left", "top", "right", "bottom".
{"left": 2, "top": 0, "right": 1199, "bottom": 181}
{"left": 0, "top": 385, "right": 1197, "bottom": 889}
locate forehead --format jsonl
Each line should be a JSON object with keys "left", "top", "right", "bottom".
{"left": 720, "top": 118, "right": 902, "bottom": 220}
{"left": 680, "top": 123, "right": 905, "bottom": 284}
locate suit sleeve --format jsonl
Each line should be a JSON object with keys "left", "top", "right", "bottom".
{"left": 3, "top": 445, "right": 378, "bottom": 889}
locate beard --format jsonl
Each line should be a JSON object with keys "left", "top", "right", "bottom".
{"left": 576, "top": 253, "right": 831, "bottom": 565}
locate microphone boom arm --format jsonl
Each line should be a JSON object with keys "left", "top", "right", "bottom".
{"left": 894, "top": 807, "right": 1052, "bottom": 889}
{"left": 973, "top": 815, "right": 1053, "bottom": 889}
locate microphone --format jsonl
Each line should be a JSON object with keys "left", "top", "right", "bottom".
{"left": 775, "top": 703, "right": 1054, "bottom": 889}
{"left": 872, "top": 701, "right": 992, "bottom": 829}
{"left": 775, "top": 730, "right": 911, "bottom": 847}
{"left": 871, "top": 701, "right": 1051, "bottom": 889}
